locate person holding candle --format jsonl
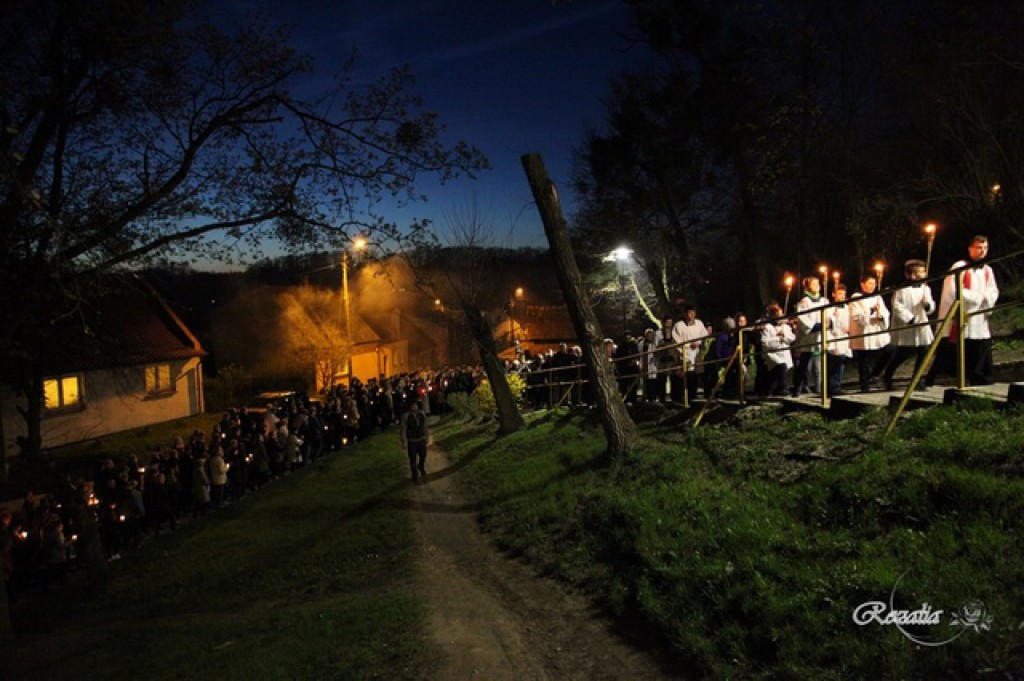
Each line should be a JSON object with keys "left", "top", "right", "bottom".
{"left": 849, "top": 273, "right": 891, "bottom": 392}
{"left": 928, "top": 234, "right": 999, "bottom": 386}
{"left": 826, "top": 284, "right": 853, "bottom": 394}
{"left": 208, "top": 445, "right": 228, "bottom": 509}
{"left": 760, "top": 303, "right": 795, "bottom": 396}
{"left": 882, "top": 259, "right": 935, "bottom": 391}
{"left": 671, "top": 304, "right": 708, "bottom": 401}
{"left": 791, "top": 276, "right": 827, "bottom": 396}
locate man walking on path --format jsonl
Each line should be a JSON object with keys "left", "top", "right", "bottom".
{"left": 400, "top": 400, "right": 430, "bottom": 483}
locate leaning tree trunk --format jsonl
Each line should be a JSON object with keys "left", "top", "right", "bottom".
{"left": 521, "top": 153, "right": 637, "bottom": 457}
{"left": 464, "top": 304, "right": 525, "bottom": 435}
{"left": 14, "top": 364, "right": 45, "bottom": 473}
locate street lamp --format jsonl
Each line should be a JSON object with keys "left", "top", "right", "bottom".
{"left": 342, "top": 238, "right": 367, "bottom": 382}
{"left": 511, "top": 287, "right": 524, "bottom": 342}
{"left": 610, "top": 246, "right": 632, "bottom": 335}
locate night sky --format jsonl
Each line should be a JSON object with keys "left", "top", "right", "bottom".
{"left": 218, "top": 0, "right": 654, "bottom": 251}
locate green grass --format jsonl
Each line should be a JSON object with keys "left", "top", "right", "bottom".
{"left": 7, "top": 430, "right": 439, "bottom": 681}
{"left": 10, "top": 404, "right": 1024, "bottom": 678}
{"left": 434, "top": 406, "right": 1024, "bottom": 679}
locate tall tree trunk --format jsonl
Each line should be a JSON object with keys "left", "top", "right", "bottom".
{"left": 464, "top": 304, "right": 525, "bottom": 435}
{"left": 0, "top": 568, "right": 11, "bottom": 641}
{"left": 14, "top": 363, "right": 45, "bottom": 471}
{"left": 521, "top": 153, "right": 637, "bottom": 457}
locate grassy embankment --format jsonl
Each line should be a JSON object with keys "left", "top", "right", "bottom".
{"left": 6, "top": 419, "right": 440, "bottom": 681}
{"left": 8, "top": 398, "right": 1024, "bottom": 679}
{"left": 435, "top": 401, "right": 1024, "bottom": 679}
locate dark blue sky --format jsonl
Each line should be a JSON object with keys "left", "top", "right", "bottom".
{"left": 223, "top": 0, "right": 653, "bottom": 251}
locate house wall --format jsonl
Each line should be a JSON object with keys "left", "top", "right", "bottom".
{"left": 2, "top": 357, "right": 204, "bottom": 460}
{"left": 348, "top": 341, "right": 410, "bottom": 384}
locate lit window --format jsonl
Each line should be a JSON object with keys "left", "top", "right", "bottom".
{"left": 43, "top": 375, "right": 82, "bottom": 410}
{"left": 145, "top": 364, "right": 174, "bottom": 394}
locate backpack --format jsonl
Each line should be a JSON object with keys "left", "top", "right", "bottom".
{"left": 406, "top": 411, "right": 426, "bottom": 440}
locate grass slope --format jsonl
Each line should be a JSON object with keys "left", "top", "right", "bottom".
{"left": 7, "top": 430, "right": 439, "bottom": 681}
{"left": 436, "top": 404, "right": 1024, "bottom": 679}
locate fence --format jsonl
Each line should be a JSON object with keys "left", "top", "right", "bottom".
{"left": 508, "top": 248, "right": 1023, "bottom": 433}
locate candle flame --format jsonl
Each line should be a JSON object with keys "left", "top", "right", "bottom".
{"left": 924, "top": 222, "right": 937, "bottom": 235}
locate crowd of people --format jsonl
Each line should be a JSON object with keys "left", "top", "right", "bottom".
{"left": 1, "top": 367, "right": 484, "bottom": 604}
{"left": 1, "top": 236, "right": 1001, "bottom": 603}
{"left": 504, "top": 235, "right": 1000, "bottom": 404}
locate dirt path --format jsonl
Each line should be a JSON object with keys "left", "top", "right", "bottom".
{"left": 409, "top": 444, "right": 680, "bottom": 680}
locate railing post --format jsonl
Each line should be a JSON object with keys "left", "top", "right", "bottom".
{"left": 738, "top": 328, "right": 746, "bottom": 405}
{"left": 682, "top": 352, "right": 690, "bottom": 408}
{"left": 884, "top": 298, "right": 961, "bottom": 437}
{"left": 956, "top": 270, "right": 967, "bottom": 390}
{"left": 819, "top": 306, "right": 829, "bottom": 407}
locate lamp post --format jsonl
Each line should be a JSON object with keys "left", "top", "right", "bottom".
{"left": 611, "top": 246, "right": 632, "bottom": 335}
{"left": 342, "top": 237, "right": 367, "bottom": 383}
{"left": 511, "top": 287, "right": 524, "bottom": 342}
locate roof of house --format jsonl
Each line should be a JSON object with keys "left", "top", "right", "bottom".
{"left": 45, "top": 275, "right": 206, "bottom": 375}
{"left": 510, "top": 304, "right": 577, "bottom": 344}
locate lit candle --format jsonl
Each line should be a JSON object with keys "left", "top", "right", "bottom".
{"left": 924, "top": 223, "right": 938, "bottom": 273}
{"left": 819, "top": 265, "right": 829, "bottom": 299}
{"left": 783, "top": 274, "right": 794, "bottom": 312}
{"left": 873, "top": 262, "right": 885, "bottom": 289}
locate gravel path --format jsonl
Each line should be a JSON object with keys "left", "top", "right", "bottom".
{"left": 409, "top": 443, "right": 681, "bottom": 680}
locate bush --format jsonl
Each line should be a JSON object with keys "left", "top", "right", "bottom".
{"left": 472, "top": 374, "right": 527, "bottom": 416}
{"left": 447, "top": 392, "right": 481, "bottom": 420}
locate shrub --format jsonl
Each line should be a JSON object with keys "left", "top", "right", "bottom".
{"left": 447, "top": 392, "right": 480, "bottom": 420}
{"left": 473, "top": 374, "right": 527, "bottom": 416}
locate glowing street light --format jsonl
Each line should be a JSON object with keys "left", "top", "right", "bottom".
{"left": 342, "top": 237, "right": 368, "bottom": 382}
{"left": 608, "top": 247, "right": 633, "bottom": 334}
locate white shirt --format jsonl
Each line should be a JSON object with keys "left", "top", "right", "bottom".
{"left": 671, "top": 319, "right": 706, "bottom": 372}
{"left": 936, "top": 260, "right": 999, "bottom": 340}
{"left": 849, "top": 292, "right": 891, "bottom": 351}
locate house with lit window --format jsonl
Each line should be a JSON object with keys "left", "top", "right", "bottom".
{"left": 1, "top": 276, "right": 206, "bottom": 461}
